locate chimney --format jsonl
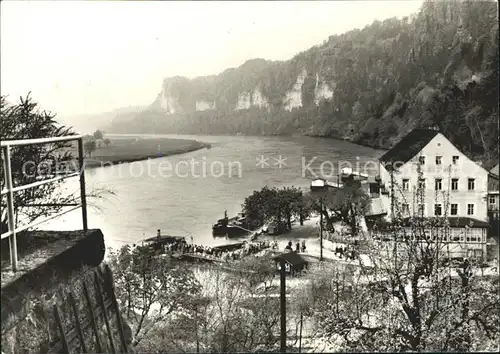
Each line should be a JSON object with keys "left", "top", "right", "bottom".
{"left": 157, "top": 229, "right": 161, "bottom": 237}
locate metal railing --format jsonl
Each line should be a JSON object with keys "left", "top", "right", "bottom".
{"left": 1, "top": 135, "right": 88, "bottom": 272}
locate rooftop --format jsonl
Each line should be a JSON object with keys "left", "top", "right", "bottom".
{"left": 482, "top": 158, "right": 499, "bottom": 172}
{"left": 491, "top": 164, "right": 499, "bottom": 176}
{"left": 272, "top": 251, "right": 309, "bottom": 266}
{"left": 379, "top": 129, "right": 439, "bottom": 170}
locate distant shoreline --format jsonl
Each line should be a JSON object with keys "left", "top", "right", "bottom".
{"left": 82, "top": 137, "right": 209, "bottom": 168}
{"left": 105, "top": 131, "right": 389, "bottom": 152}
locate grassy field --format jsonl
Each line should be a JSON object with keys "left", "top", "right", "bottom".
{"left": 79, "top": 137, "right": 208, "bottom": 167}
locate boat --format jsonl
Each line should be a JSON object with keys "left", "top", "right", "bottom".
{"left": 141, "top": 230, "right": 187, "bottom": 251}
{"left": 212, "top": 211, "right": 250, "bottom": 237}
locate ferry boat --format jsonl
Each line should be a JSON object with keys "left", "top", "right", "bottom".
{"left": 212, "top": 211, "right": 250, "bottom": 237}
{"left": 141, "top": 230, "right": 186, "bottom": 251}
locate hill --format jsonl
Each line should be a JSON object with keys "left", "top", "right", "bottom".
{"left": 107, "top": 0, "right": 499, "bottom": 160}
{"left": 59, "top": 106, "right": 146, "bottom": 134}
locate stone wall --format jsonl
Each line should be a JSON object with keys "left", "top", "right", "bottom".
{"left": 0, "top": 229, "right": 132, "bottom": 353}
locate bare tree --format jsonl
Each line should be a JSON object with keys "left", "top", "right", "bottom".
{"left": 306, "top": 170, "right": 500, "bottom": 351}
{"left": 106, "top": 245, "right": 202, "bottom": 351}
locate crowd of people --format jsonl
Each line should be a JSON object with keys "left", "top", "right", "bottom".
{"left": 284, "top": 240, "right": 307, "bottom": 253}
{"left": 161, "top": 240, "right": 272, "bottom": 262}
{"left": 334, "top": 246, "right": 358, "bottom": 260}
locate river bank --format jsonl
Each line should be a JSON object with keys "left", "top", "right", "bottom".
{"left": 82, "top": 137, "right": 209, "bottom": 168}
{"left": 106, "top": 131, "right": 389, "bottom": 153}
{"left": 302, "top": 133, "right": 390, "bottom": 151}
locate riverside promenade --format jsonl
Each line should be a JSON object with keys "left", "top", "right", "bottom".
{"left": 257, "top": 215, "right": 360, "bottom": 264}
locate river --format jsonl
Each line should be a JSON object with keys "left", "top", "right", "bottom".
{"left": 41, "top": 134, "right": 383, "bottom": 249}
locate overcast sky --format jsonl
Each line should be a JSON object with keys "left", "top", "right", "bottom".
{"left": 1, "top": 0, "right": 423, "bottom": 116}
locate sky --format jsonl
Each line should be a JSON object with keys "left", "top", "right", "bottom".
{"left": 1, "top": 0, "right": 424, "bottom": 117}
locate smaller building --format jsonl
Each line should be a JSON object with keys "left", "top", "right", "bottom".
{"left": 310, "top": 178, "right": 338, "bottom": 191}
{"left": 487, "top": 164, "right": 499, "bottom": 242}
{"left": 487, "top": 164, "right": 499, "bottom": 221}
{"left": 371, "top": 216, "right": 489, "bottom": 260}
{"left": 272, "top": 252, "right": 309, "bottom": 275}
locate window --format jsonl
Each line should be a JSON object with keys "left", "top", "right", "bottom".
{"left": 468, "top": 178, "right": 475, "bottom": 190}
{"left": 419, "top": 156, "right": 426, "bottom": 165}
{"left": 452, "top": 156, "right": 459, "bottom": 164}
{"left": 450, "top": 204, "right": 458, "bottom": 215}
{"left": 434, "top": 204, "right": 442, "bottom": 216}
{"left": 417, "top": 204, "right": 425, "bottom": 217}
{"left": 418, "top": 179, "right": 426, "bottom": 190}
{"left": 451, "top": 178, "right": 459, "bottom": 191}
{"left": 436, "top": 156, "right": 442, "bottom": 165}
{"left": 402, "top": 179, "right": 409, "bottom": 191}
{"left": 489, "top": 196, "right": 496, "bottom": 204}
{"left": 452, "top": 230, "right": 462, "bottom": 242}
{"left": 402, "top": 203, "right": 409, "bottom": 215}
{"left": 466, "top": 229, "right": 480, "bottom": 243}
{"left": 467, "top": 204, "right": 474, "bottom": 215}
{"left": 435, "top": 178, "right": 442, "bottom": 191}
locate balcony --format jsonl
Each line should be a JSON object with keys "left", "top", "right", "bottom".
{"left": 1, "top": 136, "right": 106, "bottom": 337}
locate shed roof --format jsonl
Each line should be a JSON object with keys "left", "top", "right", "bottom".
{"left": 272, "top": 251, "right": 308, "bottom": 266}
{"left": 379, "top": 129, "right": 439, "bottom": 170}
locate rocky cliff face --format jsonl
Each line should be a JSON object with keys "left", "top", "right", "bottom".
{"left": 283, "top": 68, "right": 307, "bottom": 111}
{"left": 195, "top": 100, "right": 216, "bottom": 111}
{"left": 109, "top": 0, "right": 498, "bottom": 161}
{"left": 314, "top": 73, "right": 335, "bottom": 105}
{"left": 152, "top": 63, "right": 334, "bottom": 114}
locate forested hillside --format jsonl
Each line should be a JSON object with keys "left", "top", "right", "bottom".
{"left": 108, "top": 0, "right": 499, "bottom": 160}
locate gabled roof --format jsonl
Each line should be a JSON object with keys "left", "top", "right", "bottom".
{"left": 491, "top": 164, "right": 499, "bottom": 176}
{"left": 379, "top": 129, "right": 439, "bottom": 170}
{"left": 482, "top": 158, "right": 499, "bottom": 172}
{"left": 272, "top": 251, "right": 308, "bottom": 266}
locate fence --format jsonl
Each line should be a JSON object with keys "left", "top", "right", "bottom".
{"left": 1, "top": 135, "right": 88, "bottom": 272}
{"left": 46, "top": 264, "right": 129, "bottom": 353}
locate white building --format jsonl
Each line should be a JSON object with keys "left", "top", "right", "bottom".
{"left": 366, "top": 128, "right": 490, "bottom": 260}
{"left": 376, "top": 128, "right": 489, "bottom": 222}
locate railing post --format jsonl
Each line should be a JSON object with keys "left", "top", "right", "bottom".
{"left": 3, "top": 146, "right": 18, "bottom": 271}
{"left": 280, "top": 258, "right": 286, "bottom": 353}
{"left": 77, "top": 138, "right": 88, "bottom": 232}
